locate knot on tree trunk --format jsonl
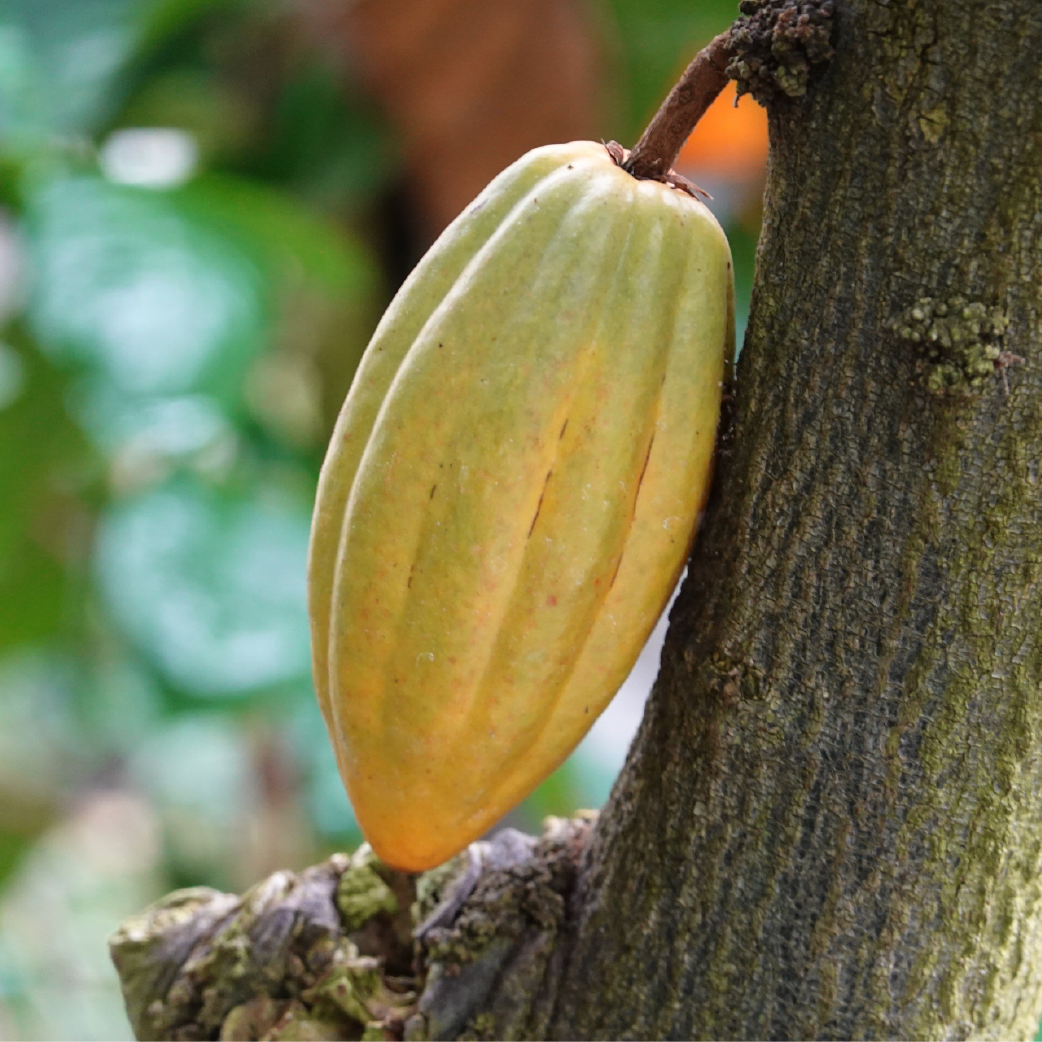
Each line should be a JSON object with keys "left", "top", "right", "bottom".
{"left": 108, "top": 814, "right": 596, "bottom": 1041}
{"left": 727, "top": 0, "right": 836, "bottom": 104}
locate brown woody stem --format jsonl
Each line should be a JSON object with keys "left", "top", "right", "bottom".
{"left": 623, "top": 31, "right": 735, "bottom": 181}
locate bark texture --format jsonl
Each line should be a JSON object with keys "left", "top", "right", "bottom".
{"left": 547, "top": 0, "right": 1042, "bottom": 1038}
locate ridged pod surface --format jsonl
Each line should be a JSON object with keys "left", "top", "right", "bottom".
{"left": 308, "top": 141, "right": 734, "bottom": 871}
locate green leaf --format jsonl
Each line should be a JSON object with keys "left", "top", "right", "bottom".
{"left": 94, "top": 475, "right": 312, "bottom": 697}
{"left": 0, "top": 324, "right": 90, "bottom": 651}
{"left": 0, "top": 0, "right": 139, "bottom": 137}
{"left": 0, "top": 540, "right": 74, "bottom": 654}
{"left": 257, "top": 59, "right": 399, "bottom": 207}
{"left": 25, "top": 174, "right": 270, "bottom": 412}
{"left": 134, "top": 0, "right": 254, "bottom": 58}
{"left": 173, "top": 174, "right": 378, "bottom": 300}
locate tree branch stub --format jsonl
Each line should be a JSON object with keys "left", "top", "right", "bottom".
{"left": 108, "top": 818, "right": 596, "bottom": 1041}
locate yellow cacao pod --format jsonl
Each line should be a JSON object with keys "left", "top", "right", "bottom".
{"left": 309, "top": 141, "right": 734, "bottom": 871}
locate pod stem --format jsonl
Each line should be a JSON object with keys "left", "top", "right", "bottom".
{"left": 622, "top": 31, "right": 734, "bottom": 182}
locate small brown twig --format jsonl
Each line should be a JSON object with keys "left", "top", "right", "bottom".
{"left": 623, "top": 31, "right": 734, "bottom": 183}
{"left": 620, "top": 0, "right": 836, "bottom": 186}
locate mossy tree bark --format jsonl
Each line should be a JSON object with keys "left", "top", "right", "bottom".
{"left": 110, "top": 1, "right": 1042, "bottom": 1039}
{"left": 544, "top": 0, "right": 1042, "bottom": 1037}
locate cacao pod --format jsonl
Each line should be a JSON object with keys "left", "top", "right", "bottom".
{"left": 308, "top": 140, "right": 734, "bottom": 871}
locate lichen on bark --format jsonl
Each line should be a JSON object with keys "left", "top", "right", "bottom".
{"left": 727, "top": 0, "right": 836, "bottom": 102}
{"left": 892, "top": 296, "right": 1019, "bottom": 395}
{"left": 109, "top": 818, "right": 595, "bottom": 1041}
{"left": 110, "top": 851, "right": 420, "bottom": 1041}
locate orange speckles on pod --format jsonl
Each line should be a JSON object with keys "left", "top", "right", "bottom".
{"left": 307, "top": 141, "right": 734, "bottom": 872}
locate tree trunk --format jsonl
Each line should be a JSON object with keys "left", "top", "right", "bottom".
{"left": 110, "top": 1, "right": 1042, "bottom": 1038}
{"left": 547, "top": 0, "right": 1042, "bottom": 1037}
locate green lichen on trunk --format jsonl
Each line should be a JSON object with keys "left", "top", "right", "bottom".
{"left": 110, "top": 852, "right": 421, "bottom": 1041}
{"left": 540, "top": 0, "right": 1042, "bottom": 1038}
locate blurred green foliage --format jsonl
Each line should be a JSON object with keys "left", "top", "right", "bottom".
{"left": 0, "top": 0, "right": 749, "bottom": 1037}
